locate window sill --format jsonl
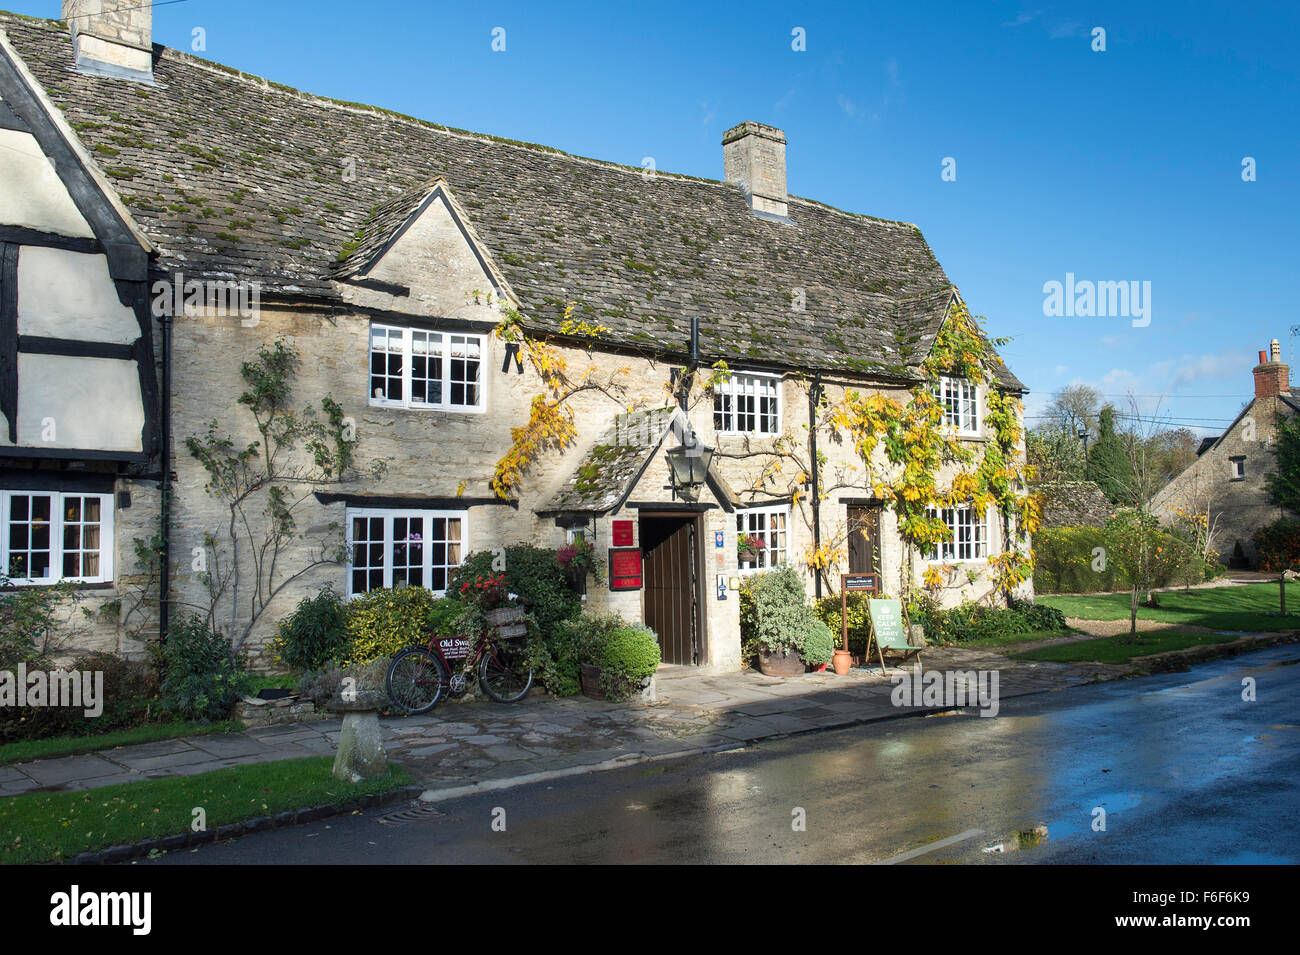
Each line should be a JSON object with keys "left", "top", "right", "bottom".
{"left": 0, "top": 580, "right": 115, "bottom": 592}
{"left": 367, "top": 401, "right": 486, "bottom": 415}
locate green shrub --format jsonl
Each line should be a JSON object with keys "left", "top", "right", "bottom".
{"left": 801, "top": 619, "right": 835, "bottom": 666}
{"left": 270, "top": 586, "right": 349, "bottom": 671}
{"left": 452, "top": 544, "right": 579, "bottom": 641}
{"left": 1032, "top": 526, "right": 1120, "bottom": 593}
{"left": 0, "top": 651, "right": 160, "bottom": 744}
{"left": 0, "top": 577, "right": 80, "bottom": 668}
{"left": 1254, "top": 518, "right": 1300, "bottom": 572}
{"left": 425, "top": 596, "right": 468, "bottom": 635}
{"left": 158, "top": 616, "right": 249, "bottom": 723}
{"left": 599, "top": 625, "right": 661, "bottom": 701}
{"left": 740, "top": 566, "right": 810, "bottom": 656}
{"left": 343, "top": 586, "right": 438, "bottom": 664}
{"left": 812, "top": 593, "right": 871, "bottom": 655}
{"left": 909, "top": 599, "right": 1067, "bottom": 644}
{"left": 542, "top": 611, "right": 626, "bottom": 697}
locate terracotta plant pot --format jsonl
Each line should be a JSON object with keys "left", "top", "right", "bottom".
{"left": 807, "top": 662, "right": 828, "bottom": 673}
{"left": 758, "top": 649, "right": 804, "bottom": 678}
{"left": 832, "top": 649, "right": 852, "bottom": 675}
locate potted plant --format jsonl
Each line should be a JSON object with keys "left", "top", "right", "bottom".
{"left": 570, "top": 616, "right": 660, "bottom": 702}
{"left": 801, "top": 618, "right": 835, "bottom": 673}
{"left": 595, "top": 625, "right": 661, "bottom": 702}
{"left": 737, "top": 533, "right": 765, "bottom": 565}
{"left": 742, "top": 566, "right": 809, "bottom": 677}
{"left": 556, "top": 538, "right": 598, "bottom": 591}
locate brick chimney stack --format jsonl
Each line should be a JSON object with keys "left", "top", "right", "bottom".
{"left": 1253, "top": 338, "right": 1289, "bottom": 401}
{"left": 63, "top": 0, "right": 153, "bottom": 84}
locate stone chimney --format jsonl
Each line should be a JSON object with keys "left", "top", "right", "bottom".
{"left": 1253, "top": 338, "right": 1289, "bottom": 401}
{"left": 722, "top": 121, "right": 788, "bottom": 219}
{"left": 63, "top": 0, "right": 153, "bottom": 83}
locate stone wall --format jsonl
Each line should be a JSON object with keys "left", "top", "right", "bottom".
{"left": 163, "top": 298, "right": 1031, "bottom": 666}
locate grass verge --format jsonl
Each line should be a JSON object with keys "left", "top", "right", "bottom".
{"left": 1038, "top": 582, "right": 1300, "bottom": 633}
{"left": 1011, "top": 630, "right": 1239, "bottom": 664}
{"left": 0, "top": 720, "right": 242, "bottom": 767}
{"left": 0, "top": 756, "right": 412, "bottom": 865}
{"left": 956, "top": 627, "right": 1083, "bottom": 649}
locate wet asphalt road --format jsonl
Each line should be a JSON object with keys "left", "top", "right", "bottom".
{"left": 143, "top": 645, "right": 1300, "bottom": 865}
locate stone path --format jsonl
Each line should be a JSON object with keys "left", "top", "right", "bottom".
{"left": 0, "top": 645, "right": 1104, "bottom": 799}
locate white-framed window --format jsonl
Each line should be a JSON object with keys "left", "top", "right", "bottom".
{"left": 933, "top": 375, "right": 979, "bottom": 435}
{"left": 1, "top": 490, "right": 114, "bottom": 585}
{"left": 369, "top": 324, "right": 485, "bottom": 412}
{"left": 345, "top": 508, "right": 467, "bottom": 596}
{"left": 736, "top": 504, "right": 789, "bottom": 575}
{"left": 925, "top": 505, "right": 989, "bottom": 562}
{"left": 714, "top": 371, "right": 780, "bottom": 435}
{"left": 1230, "top": 457, "right": 1246, "bottom": 480}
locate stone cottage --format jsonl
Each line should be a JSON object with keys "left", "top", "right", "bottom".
{"left": 0, "top": 3, "right": 1030, "bottom": 671}
{"left": 1154, "top": 339, "right": 1297, "bottom": 567}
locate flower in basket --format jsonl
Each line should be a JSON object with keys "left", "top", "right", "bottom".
{"left": 556, "top": 538, "right": 598, "bottom": 583}
{"left": 459, "top": 573, "right": 510, "bottom": 611}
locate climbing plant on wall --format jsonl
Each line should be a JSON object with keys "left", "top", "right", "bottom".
{"left": 490, "top": 303, "right": 633, "bottom": 499}
{"left": 831, "top": 300, "right": 1040, "bottom": 601}
{"left": 185, "top": 339, "right": 378, "bottom": 650}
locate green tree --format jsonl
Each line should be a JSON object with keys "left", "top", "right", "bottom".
{"left": 1027, "top": 426, "right": 1087, "bottom": 483}
{"left": 1104, "top": 510, "right": 1190, "bottom": 633}
{"left": 1265, "top": 413, "right": 1300, "bottom": 513}
{"left": 1091, "top": 406, "right": 1132, "bottom": 504}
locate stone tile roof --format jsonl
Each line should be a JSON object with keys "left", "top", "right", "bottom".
{"left": 0, "top": 12, "right": 1024, "bottom": 388}
{"left": 544, "top": 408, "right": 675, "bottom": 513}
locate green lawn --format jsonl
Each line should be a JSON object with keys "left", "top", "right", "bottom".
{"left": 1038, "top": 582, "right": 1300, "bottom": 632}
{"left": 0, "top": 756, "right": 412, "bottom": 865}
{"left": 1012, "top": 630, "right": 1240, "bottom": 664}
{"left": 958, "top": 628, "right": 1083, "bottom": 649}
{"left": 0, "top": 720, "right": 243, "bottom": 767}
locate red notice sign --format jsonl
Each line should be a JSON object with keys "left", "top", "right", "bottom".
{"left": 609, "top": 547, "right": 642, "bottom": 590}
{"left": 611, "top": 520, "right": 634, "bottom": 547}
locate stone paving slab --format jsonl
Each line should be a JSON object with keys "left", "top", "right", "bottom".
{"left": 22, "top": 754, "right": 128, "bottom": 787}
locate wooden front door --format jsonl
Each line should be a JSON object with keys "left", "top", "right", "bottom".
{"left": 640, "top": 515, "right": 699, "bottom": 665}
{"left": 847, "top": 505, "right": 881, "bottom": 576}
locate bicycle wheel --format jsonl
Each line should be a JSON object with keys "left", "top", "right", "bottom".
{"left": 478, "top": 640, "right": 533, "bottom": 703}
{"left": 386, "top": 646, "right": 448, "bottom": 714}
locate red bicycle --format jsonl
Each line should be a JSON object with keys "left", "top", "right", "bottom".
{"left": 385, "top": 625, "right": 533, "bottom": 713}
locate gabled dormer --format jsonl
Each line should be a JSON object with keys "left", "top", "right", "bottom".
{"left": 334, "top": 178, "right": 519, "bottom": 319}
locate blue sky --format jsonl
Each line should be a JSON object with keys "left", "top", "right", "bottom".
{"left": 12, "top": 0, "right": 1299, "bottom": 434}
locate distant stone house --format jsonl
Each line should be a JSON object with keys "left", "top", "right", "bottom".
{"left": 1154, "top": 339, "right": 1297, "bottom": 567}
{"left": 0, "top": 4, "right": 1030, "bottom": 670}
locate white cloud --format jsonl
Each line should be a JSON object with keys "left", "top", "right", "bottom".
{"left": 1001, "top": 9, "right": 1040, "bottom": 27}
{"left": 1169, "top": 351, "right": 1252, "bottom": 389}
